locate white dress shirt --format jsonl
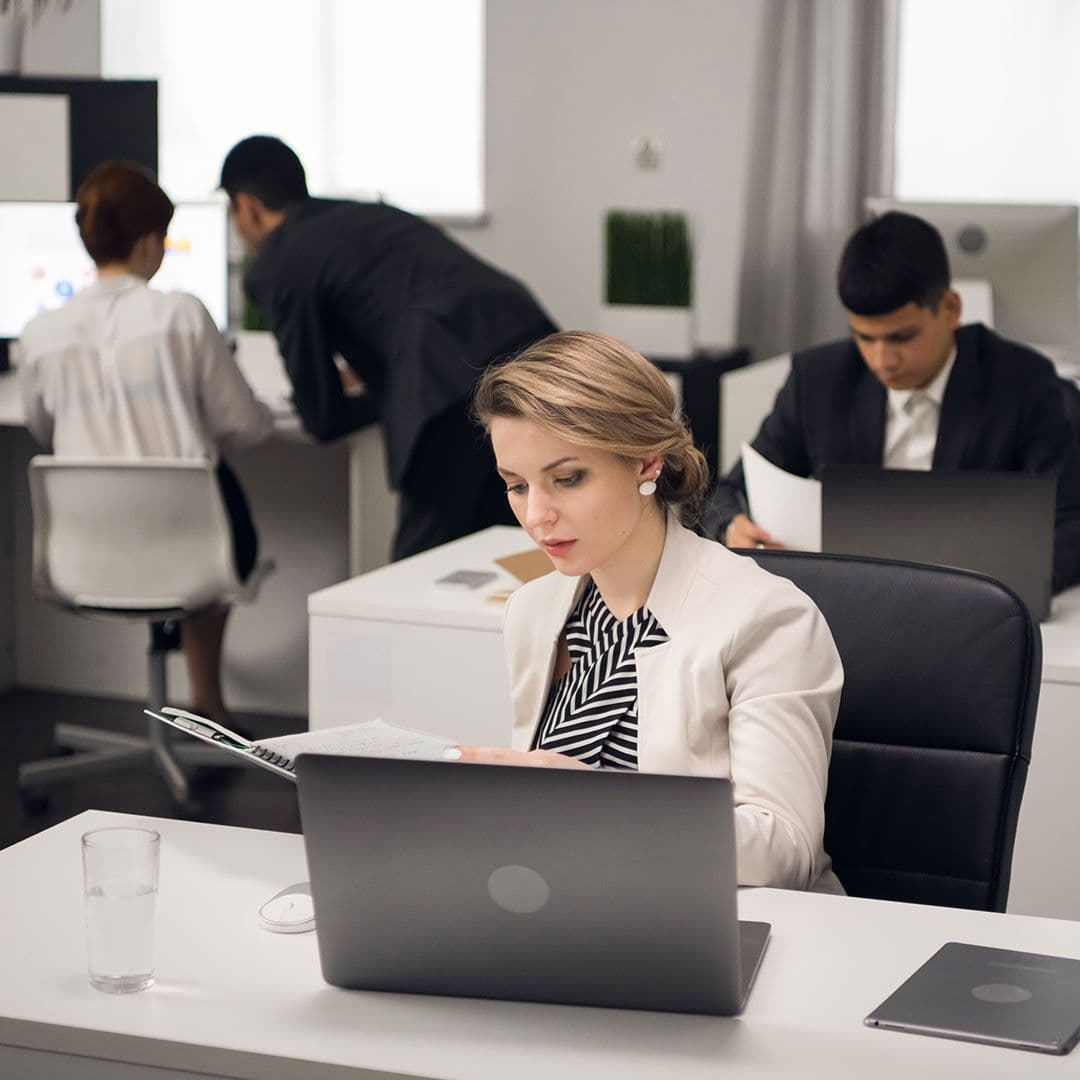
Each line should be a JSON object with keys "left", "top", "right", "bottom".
{"left": 18, "top": 274, "right": 272, "bottom": 459}
{"left": 882, "top": 348, "right": 956, "bottom": 470}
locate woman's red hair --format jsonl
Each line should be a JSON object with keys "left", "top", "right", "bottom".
{"left": 75, "top": 161, "right": 174, "bottom": 266}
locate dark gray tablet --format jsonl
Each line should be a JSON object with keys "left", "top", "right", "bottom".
{"left": 866, "top": 941, "right": 1080, "bottom": 1054}
{"left": 296, "top": 754, "right": 770, "bottom": 1015}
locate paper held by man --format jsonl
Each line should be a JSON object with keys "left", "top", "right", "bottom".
{"left": 741, "top": 442, "right": 822, "bottom": 552}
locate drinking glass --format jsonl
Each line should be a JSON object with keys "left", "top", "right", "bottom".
{"left": 81, "top": 827, "right": 160, "bottom": 993}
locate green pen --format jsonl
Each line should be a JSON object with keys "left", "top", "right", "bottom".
{"left": 148, "top": 708, "right": 254, "bottom": 751}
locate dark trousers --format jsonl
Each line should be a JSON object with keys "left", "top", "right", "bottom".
{"left": 215, "top": 459, "right": 258, "bottom": 581}
{"left": 392, "top": 399, "right": 516, "bottom": 561}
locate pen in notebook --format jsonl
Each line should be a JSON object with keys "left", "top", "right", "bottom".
{"left": 145, "top": 709, "right": 252, "bottom": 750}
{"left": 162, "top": 707, "right": 255, "bottom": 748}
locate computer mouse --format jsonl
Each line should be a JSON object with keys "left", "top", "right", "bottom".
{"left": 257, "top": 881, "right": 315, "bottom": 933}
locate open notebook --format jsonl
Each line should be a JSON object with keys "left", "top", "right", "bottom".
{"left": 145, "top": 707, "right": 457, "bottom": 782}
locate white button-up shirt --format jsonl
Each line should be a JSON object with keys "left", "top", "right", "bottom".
{"left": 882, "top": 348, "right": 957, "bottom": 471}
{"left": 17, "top": 274, "right": 272, "bottom": 459}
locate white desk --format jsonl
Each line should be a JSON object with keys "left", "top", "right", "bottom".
{"left": 1008, "top": 584, "right": 1080, "bottom": 921}
{"left": 308, "top": 526, "right": 529, "bottom": 744}
{"left": 0, "top": 338, "right": 397, "bottom": 716}
{"left": 3, "top": 810, "right": 1080, "bottom": 1079}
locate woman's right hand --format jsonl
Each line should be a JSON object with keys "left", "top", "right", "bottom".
{"left": 444, "top": 746, "right": 593, "bottom": 770}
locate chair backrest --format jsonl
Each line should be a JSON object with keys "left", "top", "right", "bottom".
{"left": 746, "top": 549, "right": 1040, "bottom": 912}
{"left": 29, "top": 456, "right": 239, "bottom": 613}
{"left": 1057, "top": 375, "right": 1080, "bottom": 441}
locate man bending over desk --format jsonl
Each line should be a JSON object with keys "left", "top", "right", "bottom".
{"left": 704, "top": 211, "right": 1080, "bottom": 594}
{"left": 219, "top": 136, "right": 556, "bottom": 561}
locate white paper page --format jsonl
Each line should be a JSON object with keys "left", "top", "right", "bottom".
{"left": 255, "top": 719, "right": 456, "bottom": 763}
{"left": 741, "top": 442, "right": 821, "bottom": 552}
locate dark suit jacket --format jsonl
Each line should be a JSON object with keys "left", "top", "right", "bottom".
{"left": 704, "top": 323, "right": 1080, "bottom": 593}
{"left": 245, "top": 198, "right": 556, "bottom": 487}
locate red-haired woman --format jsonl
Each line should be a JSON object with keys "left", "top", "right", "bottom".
{"left": 18, "top": 161, "right": 272, "bottom": 725}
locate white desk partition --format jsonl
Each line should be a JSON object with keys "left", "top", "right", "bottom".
{"left": 232, "top": 330, "right": 398, "bottom": 578}
{"left": 1008, "top": 584, "right": 1080, "bottom": 922}
{"left": 308, "top": 525, "right": 530, "bottom": 745}
{"left": 2, "top": 810, "right": 1080, "bottom": 1079}
{"left": 719, "top": 351, "right": 791, "bottom": 473}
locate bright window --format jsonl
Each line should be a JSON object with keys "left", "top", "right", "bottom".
{"left": 895, "top": 0, "right": 1080, "bottom": 202}
{"left": 100, "top": 0, "right": 484, "bottom": 217}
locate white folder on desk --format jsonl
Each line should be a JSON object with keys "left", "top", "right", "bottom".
{"left": 741, "top": 442, "right": 821, "bottom": 552}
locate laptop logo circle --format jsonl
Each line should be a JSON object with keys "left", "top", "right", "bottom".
{"left": 971, "top": 982, "right": 1033, "bottom": 1004}
{"left": 487, "top": 865, "right": 550, "bottom": 914}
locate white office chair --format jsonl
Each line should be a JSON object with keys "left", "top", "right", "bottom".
{"left": 22, "top": 456, "right": 273, "bottom": 806}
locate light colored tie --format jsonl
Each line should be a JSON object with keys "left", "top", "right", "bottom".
{"left": 884, "top": 389, "right": 937, "bottom": 470}
{"left": 903, "top": 388, "right": 928, "bottom": 415}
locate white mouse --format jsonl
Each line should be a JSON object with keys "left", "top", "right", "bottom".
{"left": 257, "top": 881, "right": 316, "bottom": 933}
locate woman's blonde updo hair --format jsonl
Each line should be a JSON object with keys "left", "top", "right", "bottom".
{"left": 472, "top": 330, "right": 710, "bottom": 524}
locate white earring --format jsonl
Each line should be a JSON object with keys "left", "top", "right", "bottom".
{"left": 639, "top": 468, "right": 660, "bottom": 497}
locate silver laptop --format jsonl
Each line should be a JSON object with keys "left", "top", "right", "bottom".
{"left": 821, "top": 466, "right": 1055, "bottom": 620}
{"left": 295, "top": 755, "right": 770, "bottom": 1015}
{"left": 866, "top": 941, "right": 1080, "bottom": 1055}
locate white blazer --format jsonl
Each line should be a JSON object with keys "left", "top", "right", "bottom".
{"left": 504, "top": 518, "right": 845, "bottom": 894}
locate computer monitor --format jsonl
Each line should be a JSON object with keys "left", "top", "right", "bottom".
{"left": 0, "top": 200, "right": 230, "bottom": 340}
{"left": 864, "top": 197, "right": 1080, "bottom": 356}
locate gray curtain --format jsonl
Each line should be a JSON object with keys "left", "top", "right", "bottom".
{"left": 737, "top": 0, "right": 899, "bottom": 358}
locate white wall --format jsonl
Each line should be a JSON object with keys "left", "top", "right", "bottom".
{"left": 448, "top": 0, "right": 765, "bottom": 349}
{"left": 0, "top": 434, "right": 13, "bottom": 693}
{"left": 19, "top": 0, "right": 101, "bottom": 77}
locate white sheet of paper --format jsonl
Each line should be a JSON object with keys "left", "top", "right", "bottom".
{"left": 741, "top": 442, "right": 821, "bottom": 552}
{"left": 255, "top": 719, "right": 456, "bottom": 762}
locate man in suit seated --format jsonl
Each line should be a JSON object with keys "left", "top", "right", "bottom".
{"left": 705, "top": 210, "right": 1080, "bottom": 594}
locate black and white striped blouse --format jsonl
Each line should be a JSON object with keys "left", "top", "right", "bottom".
{"left": 533, "top": 578, "right": 669, "bottom": 770}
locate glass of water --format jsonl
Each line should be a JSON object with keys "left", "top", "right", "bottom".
{"left": 81, "top": 827, "right": 160, "bottom": 994}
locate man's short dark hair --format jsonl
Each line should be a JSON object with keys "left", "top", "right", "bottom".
{"left": 837, "top": 211, "right": 951, "bottom": 316}
{"left": 219, "top": 136, "right": 308, "bottom": 210}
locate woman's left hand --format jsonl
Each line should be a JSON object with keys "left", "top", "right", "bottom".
{"left": 446, "top": 746, "right": 593, "bottom": 769}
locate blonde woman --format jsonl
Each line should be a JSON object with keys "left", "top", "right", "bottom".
{"left": 454, "top": 331, "right": 844, "bottom": 892}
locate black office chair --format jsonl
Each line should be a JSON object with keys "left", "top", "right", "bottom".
{"left": 1057, "top": 375, "right": 1080, "bottom": 441}
{"left": 745, "top": 549, "right": 1040, "bottom": 912}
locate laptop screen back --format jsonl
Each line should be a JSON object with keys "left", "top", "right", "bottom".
{"left": 821, "top": 467, "right": 1055, "bottom": 620}
{"left": 295, "top": 755, "right": 767, "bottom": 1015}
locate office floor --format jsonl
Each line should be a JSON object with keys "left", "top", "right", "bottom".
{"left": 0, "top": 689, "right": 304, "bottom": 849}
